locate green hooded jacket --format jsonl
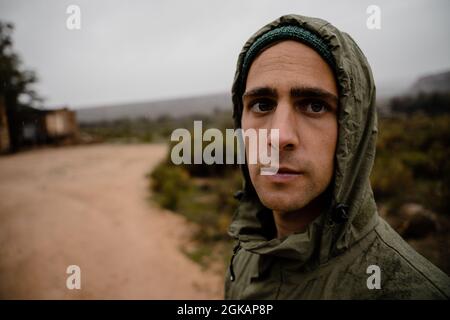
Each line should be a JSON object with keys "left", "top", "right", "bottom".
{"left": 224, "top": 14, "right": 450, "bottom": 300}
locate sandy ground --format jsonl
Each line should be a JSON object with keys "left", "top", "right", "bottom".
{"left": 0, "top": 143, "right": 224, "bottom": 299}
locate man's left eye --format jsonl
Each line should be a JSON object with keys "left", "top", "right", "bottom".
{"left": 303, "top": 101, "right": 327, "bottom": 113}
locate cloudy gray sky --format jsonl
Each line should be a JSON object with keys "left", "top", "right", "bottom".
{"left": 1, "top": 0, "right": 449, "bottom": 109}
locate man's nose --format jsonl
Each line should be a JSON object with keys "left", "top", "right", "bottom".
{"left": 269, "top": 101, "right": 299, "bottom": 151}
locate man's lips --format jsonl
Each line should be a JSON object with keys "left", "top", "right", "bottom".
{"left": 276, "top": 166, "right": 302, "bottom": 175}
{"left": 262, "top": 166, "right": 304, "bottom": 182}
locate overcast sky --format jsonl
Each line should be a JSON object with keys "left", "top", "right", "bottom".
{"left": 1, "top": 0, "right": 449, "bottom": 109}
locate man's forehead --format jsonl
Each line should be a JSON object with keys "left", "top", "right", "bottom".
{"left": 257, "top": 40, "right": 321, "bottom": 57}
{"left": 250, "top": 40, "right": 328, "bottom": 68}
{"left": 245, "top": 40, "right": 338, "bottom": 99}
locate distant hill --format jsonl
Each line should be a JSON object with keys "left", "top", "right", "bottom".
{"left": 74, "top": 71, "right": 450, "bottom": 123}
{"left": 388, "top": 71, "right": 450, "bottom": 116}
{"left": 409, "top": 70, "right": 450, "bottom": 94}
{"left": 75, "top": 92, "right": 232, "bottom": 124}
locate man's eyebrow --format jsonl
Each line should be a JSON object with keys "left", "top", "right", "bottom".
{"left": 290, "top": 86, "right": 339, "bottom": 105}
{"left": 242, "top": 87, "right": 278, "bottom": 100}
{"left": 243, "top": 86, "right": 338, "bottom": 106}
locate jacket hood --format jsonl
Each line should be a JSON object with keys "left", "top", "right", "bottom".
{"left": 229, "top": 14, "right": 379, "bottom": 266}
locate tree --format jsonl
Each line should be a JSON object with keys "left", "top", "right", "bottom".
{"left": 0, "top": 21, "right": 42, "bottom": 151}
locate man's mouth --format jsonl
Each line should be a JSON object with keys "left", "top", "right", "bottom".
{"left": 276, "top": 166, "right": 302, "bottom": 175}
{"left": 262, "top": 166, "right": 303, "bottom": 182}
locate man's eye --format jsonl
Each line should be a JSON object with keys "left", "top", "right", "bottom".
{"left": 249, "top": 101, "right": 275, "bottom": 113}
{"left": 302, "top": 101, "right": 328, "bottom": 114}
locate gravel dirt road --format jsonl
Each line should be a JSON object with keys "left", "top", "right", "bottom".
{"left": 0, "top": 143, "right": 223, "bottom": 299}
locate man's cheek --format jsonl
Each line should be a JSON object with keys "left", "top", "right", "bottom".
{"left": 248, "top": 164, "right": 260, "bottom": 182}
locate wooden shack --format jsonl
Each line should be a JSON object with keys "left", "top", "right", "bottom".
{"left": 0, "top": 97, "right": 79, "bottom": 153}
{"left": 44, "top": 108, "right": 79, "bottom": 140}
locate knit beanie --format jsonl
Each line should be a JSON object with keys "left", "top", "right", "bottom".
{"left": 238, "top": 25, "right": 335, "bottom": 93}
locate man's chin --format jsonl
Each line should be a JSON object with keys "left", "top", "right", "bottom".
{"left": 257, "top": 192, "right": 310, "bottom": 212}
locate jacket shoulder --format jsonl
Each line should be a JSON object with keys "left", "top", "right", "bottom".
{"left": 373, "top": 218, "right": 450, "bottom": 299}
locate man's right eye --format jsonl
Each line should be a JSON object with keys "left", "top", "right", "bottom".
{"left": 249, "top": 100, "right": 276, "bottom": 113}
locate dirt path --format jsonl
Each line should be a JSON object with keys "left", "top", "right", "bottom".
{"left": 0, "top": 143, "right": 223, "bottom": 299}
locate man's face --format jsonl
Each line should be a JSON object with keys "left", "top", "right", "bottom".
{"left": 241, "top": 40, "right": 338, "bottom": 213}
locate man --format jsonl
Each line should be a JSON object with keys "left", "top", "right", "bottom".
{"left": 224, "top": 14, "right": 450, "bottom": 299}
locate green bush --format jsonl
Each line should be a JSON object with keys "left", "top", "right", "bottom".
{"left": 372, "top": 115, "right": 450, "bottom": 214}
{"left": 371, "top": 156, "right": 413, "bottom": 196}
{"left": 148, "top": 146, "right": 242, "bottom": 266}
{"left": 150, "top": 162, "right": 191, "bottom": 211}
